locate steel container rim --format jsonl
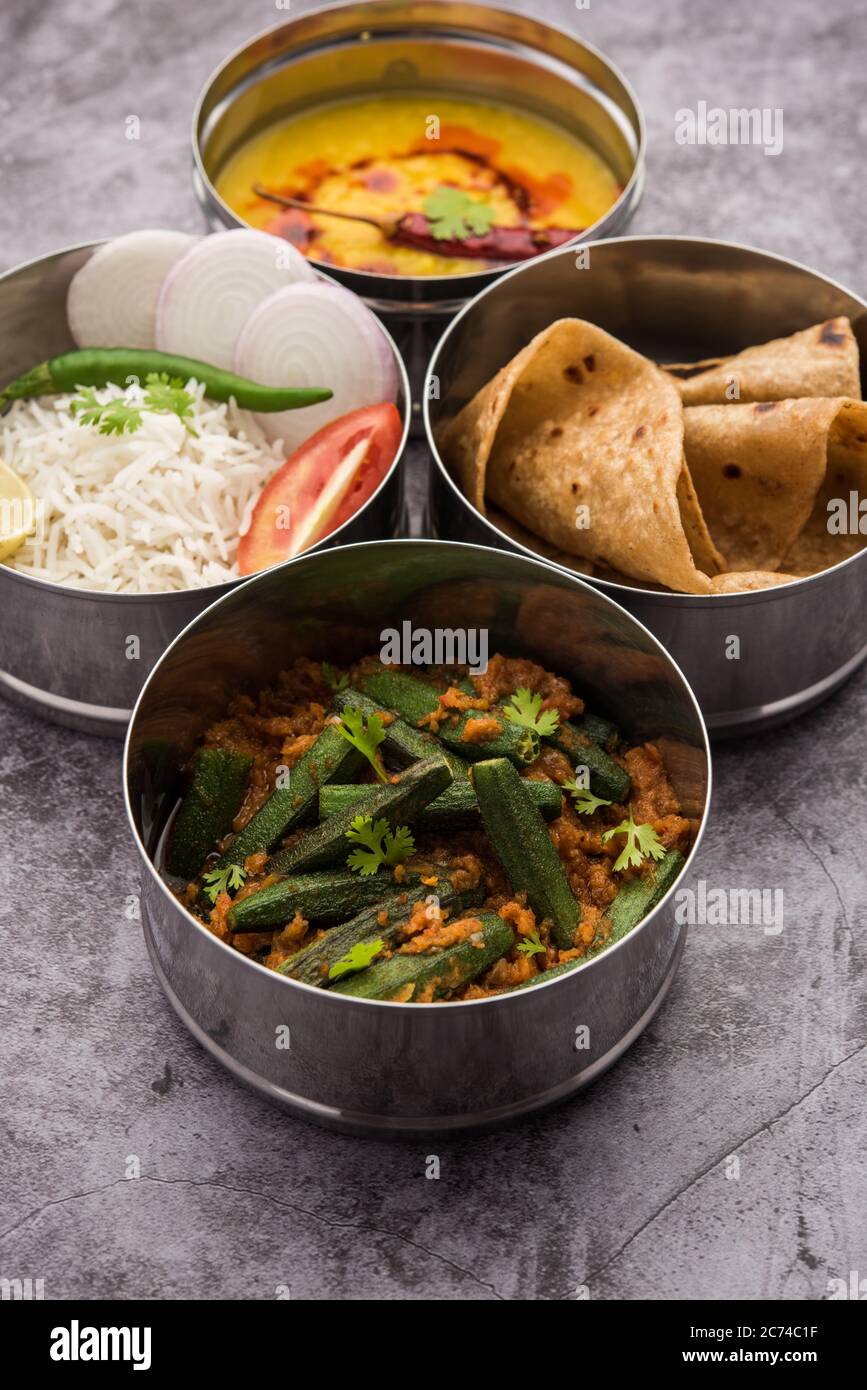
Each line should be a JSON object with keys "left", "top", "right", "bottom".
{"left": 123, "top": 536, "right": 712, "bottom": 1015}
{"left": 191, "top": 0, "right": 647, "bottom": 297}
{"left": 423, "top": 232, "right": 867, "bottom": 607}
{"left": 139, "top": 918, "right": 688, "bottom": 1133}
{"left": 0, "top": 238, "right": 412, "bottom": 606}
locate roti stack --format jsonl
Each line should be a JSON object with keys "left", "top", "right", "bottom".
{"left": 440, "top": 316, "right": 865, "bottom": 595}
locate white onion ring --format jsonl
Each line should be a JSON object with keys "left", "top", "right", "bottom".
{"left": 155, "top": 229, "right": 316, "bottom": 369}
{"left": 67, "top": 230, "right": 197, "bottom": 350}
{"left": 233, "top": 281, "right": 399, "bottom": 450}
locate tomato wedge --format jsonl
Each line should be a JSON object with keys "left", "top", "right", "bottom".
{"left": 238, "top": 403, "right": 402, "bottom": 575}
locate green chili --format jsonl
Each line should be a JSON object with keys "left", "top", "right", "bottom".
{"left": 0, "top": 349, "right": 332, "bottom": 412}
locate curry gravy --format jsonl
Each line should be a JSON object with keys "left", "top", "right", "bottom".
{"left": 216, "top": 93, "right": 620, "bottom": 276}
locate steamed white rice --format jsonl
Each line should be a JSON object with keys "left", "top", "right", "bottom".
{"left": 1, "top": 379, "right": 285, "bottom": 593}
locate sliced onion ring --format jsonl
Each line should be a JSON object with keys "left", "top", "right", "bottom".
{"left": 233, "top": 282, "right": 399, "bottom": 450}
{"left": 155, "top": 229, "right": 316, "bottom": 370}
{"left": 67, "top": 230, "right": 197, "bottom": 350}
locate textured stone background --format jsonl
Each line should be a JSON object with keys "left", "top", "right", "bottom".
{"left": 1, "top": 0, "right": 865, "bottom": 1301}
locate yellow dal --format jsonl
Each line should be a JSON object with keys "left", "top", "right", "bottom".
{"left": 216, "top": 94, "right": 621, "bottom": 276}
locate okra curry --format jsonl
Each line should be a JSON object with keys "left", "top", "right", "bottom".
{"left": 165, "top": 655, "right": 695, "bottom": 1002}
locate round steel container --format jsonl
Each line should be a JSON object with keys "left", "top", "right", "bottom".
{"left": 0, "top": 242, "right": 410, "bottom": 738}
{"left": 192, "top": 1, "right": 645, "bottom": 408}
{"left": 425, "top": 236, "right": 867, "bottom": 737}
{"left": 124, "top": 539, "right": 710, "bottom": 1135}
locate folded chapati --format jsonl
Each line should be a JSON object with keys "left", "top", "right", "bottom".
{"left": 708, "top": 571, "right": 801, "bottom": 594}
{"left": 780, "top": 398, "right": 867, "bottom": 574}
{"left": 684, "top": 397, "right": 867, "bottom": 575}
{"left": 441, "top": 316, "right": 865, "bottom": 595}
{"left": 664, "top": 318, "right": 861, "bottom": 406}
{"left": 440, "top": 319, "right": 720, "bottom": 594}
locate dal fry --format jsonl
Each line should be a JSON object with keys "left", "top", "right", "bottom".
{"left": 217, "top": 94, "right": 620, "bottom": 278}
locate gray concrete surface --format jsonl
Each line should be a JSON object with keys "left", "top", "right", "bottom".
{"left": 1, "top": 0, "right": 865, "bottom": 1301}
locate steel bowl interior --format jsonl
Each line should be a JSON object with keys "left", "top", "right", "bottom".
{"left": 0, "top": 241, "right": 412, "bottom": 603}
{"left": 0, "top": 241, "right": 410, "bottom": 735}
{"left": 124, "top": 540, "right": 710, "bottom": 1130}
{"left": 426, "top": 235, "right": 867, "bottom": 467}
{"left": 424, "top": 236, "right": 867, "bottom": 734}
{"left": 193, "top": 1, "right": 645, "bottom": 312}
{"left": 126, "top": 540, "right": 710, "bottom": 827}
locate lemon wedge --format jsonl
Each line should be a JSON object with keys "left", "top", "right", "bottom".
{"left": 0, "top": 459, "right": 36, "bottom": 561}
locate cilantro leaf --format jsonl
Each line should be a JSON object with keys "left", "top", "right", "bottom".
{"left": 384, "top": 823, "right": 415, "bottom": 863}
{"left": 69, "top": 386, "right": 102, "bottom": 422}
{"left": 517, "top": 930, "right": 546, "bottom": 959}
{"left": 423, "top": 185, "right": 496, "bottom": 241}
{"left": 201, "top": 863, "right": 247, "bottom": 904}
{"left": 563, "top": 778, "right": 612, "bottom": 816}
{"left": 345, "top": 815, "right": 415, "bottom": 876}
{"left": 143, "top": 372, "right": 197, "bottom": 432}
{"left": 601, "top": 809, "right": 666, "bottom": 873}
{"left": 502, "top": 687, "right": 560, "bottom": 737}
{"left": 329, "top": 937, "right": 385, "bottom": 981}
{"left": 335, "top": 707, "right": 387, "bottom": 783}
{"left": 321, "top": 661, "right": 349, "bottom": 693}
{"left": 463, "top": 201, "right": 496, "bottom": 236}
{"left": 71, "top": 373, "right": 197, "bottom": 437}
{"left": 71, "top": 388, "right": 142, "bottom": 436}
